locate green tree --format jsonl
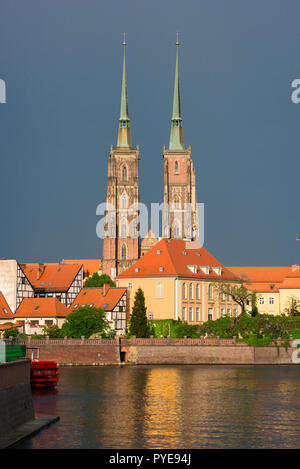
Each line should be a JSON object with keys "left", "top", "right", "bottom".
{"left": 284, "top": 296, "right": 300, "bottom": 317}
{"left": 84, "top": 272, "right": 116, "bottom": 288}
{"left": 3, "top": 324, "right": 19, "bottom": 339}
{"left": 129, "top": 288, "right": 151, "bottom": 338}
{"left": 61, "top": 306, "right": 111, "bottom": 338}
{"left": 218, "top": 283, "right": 257, "bottom": 316}
{"left": 43, "top": 324, "right": 64, "bottom": 338}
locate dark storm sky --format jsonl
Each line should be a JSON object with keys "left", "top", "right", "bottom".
{"left": 0, "top": 0, "right": 300, "bottom": 266}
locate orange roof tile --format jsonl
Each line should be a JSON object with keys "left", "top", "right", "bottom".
{"left": 15, "top": 297, "right": 69, "bottom": 318}
{"left": 69, "top": 287, "right": 126, "bottom": 313}
{"left": 61, "top": 259, "right": 102, "bottom": 278}
{"left": 228, "top": 266, "right": 292, "bottom": 283}
{"left": 0, "top": 291, "right": 14, "bottom": 319}
{"left": 21, "top": 263, "right": 82, "bottom": 292}
{"left": 117, "top": 239, "right": 240, "bottom": 282}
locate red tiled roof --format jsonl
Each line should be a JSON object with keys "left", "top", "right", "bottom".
{"left": 0, "top": 291, "right": 14, "bottom": 319}
{"left": 21, "top": 263, "right": 82, "bottom": 292}
{"left": 15, "top": 297, "right": 69, "bottom": 318}
{"left": 117, "top": 239, "right": 240, "bottom": 281}
{"left": 69, "top": 286, "right": 126, "bottom": 313}
{"left": 61, "top": 259, "right": 102, "bottom": 278}
{"left": 228, "top": 266, "right": 292, "bottom": 283}
{"left": 228, "top": 265, "right": 300, "bottom": 292}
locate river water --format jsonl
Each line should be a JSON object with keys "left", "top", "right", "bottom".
{"left": 17, "top": 365, "right": 300, "bottom": 449}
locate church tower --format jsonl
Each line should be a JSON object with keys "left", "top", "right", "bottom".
{"left": 102, "top": 37, "right": 140, "bottom": 279}
{"left": 163, "top": 36, "right": 198, "bottom": 241}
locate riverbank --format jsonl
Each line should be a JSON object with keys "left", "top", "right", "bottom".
{"left": 21, "top": 336, "right": 299, "bottom": 366}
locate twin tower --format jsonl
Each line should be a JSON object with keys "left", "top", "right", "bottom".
{"left": 102, "top": 38, "right": 198, "bottom": 278}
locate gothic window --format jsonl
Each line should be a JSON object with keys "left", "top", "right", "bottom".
{"left": 174, "top": 220, "right": 181, "bottom": 238}
{"left": 121, "top": 219, "right": 127, "bottom": 238}
{"left": 120, "top": 193, "right": 127, "bottom": 209}
{"left": 174, "top": 196, "right": 180, "bottom": 209}
{"left": 174, "top": 160, "right": 179, "bottom": 174}
{"left": 122, "top": 165, "right": 128, "bottom": 181}
{"left": 121, "top": 244, "right": 127, "bottom": 260}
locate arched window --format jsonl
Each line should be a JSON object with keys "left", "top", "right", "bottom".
{"left": 174, "top": 160, "right": 179, "bottom": 174}
{"left": 174, "top": 197, "right": 180, "bottom": 209}
{"left": 122, "top": 165, "right": 127, "bottom": 181}
{"left": 174, "top": 220, "right": 181, "bottom": 238}
{"left": 182, "top": 282, "right": 187, "bottom": 300}
{"left": 121, "top": 219, "right": 127, "bottom": 238}
{"left": 208, "top": 284, "right": 213, "bottom": 300}
{"left": 120, "top": 193, "right": 127, "bottom": 209}
{"left": 196, "top": 283, "right": 200, "bottom": 300}
{"left": 121, "top": 244, "right": 127, "bottom": 260}
{"left": 189, "top": 283, "right": 194, "bottom": 300}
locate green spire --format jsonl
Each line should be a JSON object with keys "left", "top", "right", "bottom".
{"left": 169, "top": 34, "right": 185, "bottom": 151}
{"left": 117, "top": 33, "right": 132, "bottom": 148}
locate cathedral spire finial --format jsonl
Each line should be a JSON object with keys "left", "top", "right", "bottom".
{"left": 169, "top": 33, "right": 185, "bottom": 151}
{"left": 117, "top": 33, "right": 132, "bottom": 148}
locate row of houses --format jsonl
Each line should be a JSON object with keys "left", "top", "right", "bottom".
{"left": 0, "top": 258, "right": 127, "bottom": 336}
{"left": 1, "top": 239, "right": 300, "bottom": 337}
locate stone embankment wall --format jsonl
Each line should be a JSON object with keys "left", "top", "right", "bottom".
{"left": 0, "top": 360, "right": 35, "bottom": 435}
{"left": 22, "top": 336, "right": 298, "bottom": 366}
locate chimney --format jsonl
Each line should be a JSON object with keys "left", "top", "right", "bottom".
{"left": 102, "top": 283, "right": 110, "bottom": 296}
{"left": 37, "top": 263, "right": 45, "bottom": 280}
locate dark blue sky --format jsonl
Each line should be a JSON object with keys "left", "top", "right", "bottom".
{"left": 0, "top": 0, "right": 300, "bottom": 266}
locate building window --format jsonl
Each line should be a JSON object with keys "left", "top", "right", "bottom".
{"left": 45, "top": 320, "right": 53, "bottom": 326}
{"left": 196, "top": 283, "right": 200, "bottom": 300}
{"left": 174, "top": 220, "right": 181, "bottom": 238}
{"left": 189, "top": 283, "right": 194, "bottom": 300}
{"left": 208, "top": 308, "right": 213, "bottom": 321}
{"left": 174, "top": 160, "right": 179, "bottom": 174}
{"left": 122, "top": 165, "right": 127, "bottom": 181}
{"left": 221, "top": 308, "right": 225, "bottom": 317}
{"left": 182, "top": 307, "right": 186, "bottom": 321}
{"left": 148, "top": 313, "right": 154, "bottom": 320}
{"left": 269, "top": 297, "right": 275, "bottom": 305}
{"left": 156, "top": 282, "right": 163, "bottom": 299}
{"left": 208, "top": 284, "right": 213, "bottom": 300}
{"left": 189, "top": 307, "right": 193, "bottom": 321}
{"left": 128, "top": 282, "right": 132, "bottom": 290}
{"left": 121, "top": 244, "right": 127, "bottom": 260}
{"left": 227, "top": 308, "right": 231, "bottom": 315}
{"left": 120, "top": 194, "right": 127, "bottom": 209}
{"left": 259, "top": 297, "right": 265, "bottom": 305}
{"left": 196, "top": 307, "right": 200, "bottom": 322}
{"left": 182, "top": 282, "right": 187, "bottom": 300}
{"left": 121, "top": 219, "right": 127, "bottom": 238}
{"left": 233, "top": 308, "right": 237, "bottom": 317}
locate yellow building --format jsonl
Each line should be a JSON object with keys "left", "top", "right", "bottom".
{"left": 117, "top": 238, "right": 242, "bottom": 323}
{"left": 228, "top": 265, "right": 300, "bottom": 315}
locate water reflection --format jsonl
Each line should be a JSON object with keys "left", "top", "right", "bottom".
{"left": 18, "top": 365, "right": 300, "bottom": 449}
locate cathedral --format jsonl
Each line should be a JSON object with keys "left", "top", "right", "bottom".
{"left": 102, "top": 37, "right": 198, "bottom": 279}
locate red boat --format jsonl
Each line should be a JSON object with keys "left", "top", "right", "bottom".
{"left": 28, "top": 347, "right": 59, "bottom": 388}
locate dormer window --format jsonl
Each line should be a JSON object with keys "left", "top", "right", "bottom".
{"left": 212, "top": 267, "right": 222, "bottom": 276}
{"left": 187, "top": 265, "right": 197, "bottom": 274}
{"left": 200, "top": 266, "right": 210, "bottom": 274}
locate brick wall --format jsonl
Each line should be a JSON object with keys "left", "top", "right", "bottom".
{"left": 20, "top": 337, "right": 297, "bottom": 365}
{"left": 25, "top": 337, "right": 121, "bottom": 365}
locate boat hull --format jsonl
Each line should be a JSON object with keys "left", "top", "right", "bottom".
{"left": 30, "top": 361, "right": 59, "bottom": 388}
